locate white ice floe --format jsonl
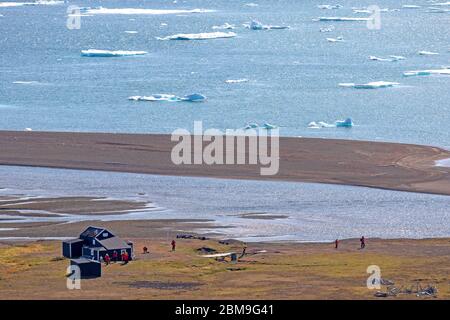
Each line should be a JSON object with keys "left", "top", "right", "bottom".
{"left": 13, "top": 80, "right": 42, "bottom": 85}
{"left": 124, "top": 31, "right": 138, "bottom": 34}
{"left": 316, "top": 16, "right": 371, "bottom": 21}
{"left": 0, "top": 1, "right": 63, "bottom": 7}
{"left": 81, "top": 49, "right": 147, "bottom": 57}
{"left": 369, "top": 55, "right": 406, "bottom": 62}
{"left": 157, "top": 31, "right": 236, "bottom": 40}
{"left": 212, "top": 23, "right": 236, "bottom": 30}
{"left": 427, "top": 7, "right": 450, "bottom": 12}
{"left": 225, "top": 79, "right": 249, "bottom": 83}
{"left": 308, "top": 118, "right": 353, "bottom": 129}
{"left": 317, "top": 4, "right": 343, "bottom": 9}
{"left": 244, "top": 3, "right": 259, "bottom": 7}
{"left": 339, "top": 81, "right": 400, "bottom": 89}
{"left": 326, "top": 36, "right": 344, "bottom": 42}
{"left": 24, "top": 128, "right": 33, "bottom": 132}
{"left": 129, "top": 93, "right": 207, "bottom": 102}
{"left": 403, "top": 68, "right": 450, "bottom": 77}
{"left": 245, "top": 20, "right": 290, "bottom": 30}
{"left": 402, "top": 4, "right": 421, "bottom": 9}
{"left": 418, "top": 50, "right": 439, "bottom": 55}
{"left": 84, "top": 7, "right": 215, "bottom": 15}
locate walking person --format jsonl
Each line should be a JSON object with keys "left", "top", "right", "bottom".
{"left": 335, "top": 239, "right": 339, "bottom": 249}
{"left": 171, "top": 240, "right": 176, "bottom": 252}
{"left": 360, "top": 236, "right": 366, "bottom": 249}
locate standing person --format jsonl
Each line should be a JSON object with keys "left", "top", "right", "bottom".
{"left": 171, "top": 240, "right": 176, "bottom": 252}
{"left": 335, "top": 239, "right": 339, "bottom": 249}
{"left": 360, "top": 236, "right": 366, "bottom": 249}
{"left": 104, "top": 253, "right": 111, "bottom": 265}
{"left": 112, "top": 250, "right": 118, "bottom": 263}
{"left": 122, "top": 251, "right": 129, "bottom": 265}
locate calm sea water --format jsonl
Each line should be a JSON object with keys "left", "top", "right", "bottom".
{"left": 1, "top": 166, "right": 450, "bottom": 242}
{"left": 1, "top": 0, "right": 450, "bottom": 146}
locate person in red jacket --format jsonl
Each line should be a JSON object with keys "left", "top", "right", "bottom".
{"left": 104, "top": 253, "right": 111, "bottom": 265}
{"left": 171, "top": 240, "right": 176, "bottom": 252}
{"left": 122, "top": 251, "right": 129, "bottom": 265}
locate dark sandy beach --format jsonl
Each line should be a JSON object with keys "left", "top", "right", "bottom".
{"left": 1, "top": 131, "right": 450, "bottom": 195}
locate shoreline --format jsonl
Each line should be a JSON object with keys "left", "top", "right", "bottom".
{"left": 1, "top": 131, "right": 450, "bottom": 196}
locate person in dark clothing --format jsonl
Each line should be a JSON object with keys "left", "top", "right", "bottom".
{"left": 143, "top": 246, "right": 149, "bottom": 254}
{"left": 360, "top": 236, "right": 366, "bottom": 249}
{"left": 335, "top": 239, "right": 339, "bottom": 249}
{"left": 112, "top": 250, "right": 118, "bottom": 262}
{"left": 171, "top": 240, "right": 176, "bottom": 251}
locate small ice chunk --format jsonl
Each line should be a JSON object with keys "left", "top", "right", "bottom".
{"left": 244, "top": 123, "right": 259, "bottom": 130}
{"left": 157, "top": 32, "right": 236, "bottom": 40}
{"left": 129, "top": 93, "right": 206, "bottom": 102}
{"left": 262, "top": 123, "right": 277, "bottom": 130}
{"left": 81, "top": 49, "right": 147, "bottom": 57}
{"left": 246, "top": 20, "right": 290, "bottom": 30}
{"left": 124, "top": 31, "right": 138, "bottom": 34}
{"left": 369, "top": 55, "right": 405, "bottom": 62}
{"left": 418, "top": 50, "right": 439, "bottom": 55}
{"left": 317, "top": 4, "right": 343, "bottom": 9}
{"left": 403, "top": 68, "right": 450, "bottom": 77}
{"left": 326, "top": 36, "right": 344, "bottom": 42}
{"left": 24, "top": 128, "right": 33, "bottom": 131}
{"left": 212, "top": 23, "right": 236, "bottom": 30}
{"left": 316, "top": 16, "right": 370, "bottom": 21}
{"left": 402, "top": 4, "right": 421, "bottom": 9}
{"left": 225, "top": 79, "right": 249, "bottom": 84}
{"left": 244, "top": 3, "right": 259, "bottom": 7}
{"left": 339, "top": 81, "right": 399, "bottom": 89}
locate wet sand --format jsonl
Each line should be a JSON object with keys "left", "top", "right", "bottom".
{"left": 1, "top": 131, "right": 450, "bottom": 195}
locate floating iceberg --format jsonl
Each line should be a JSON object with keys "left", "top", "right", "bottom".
{"left": 129, "top": 93, "right": 207, "bottom": 102}
{"left": 308, "top": 118, "right": 353, "bottom": 129}
{"left": 157, "top": 32, "right": 236, "bottom": 40}
{"left": 245, "top": 20, "right": 290, "bottom": 30}
{"left": 84, "top": 7, "right": 215, "bottom": 15}
{"left": 225, "top": 79, "right": 249, "bottom": 84}
{"left": 81, "top": 49, "right": 147, "bottom": 57}
{"left": 262, "top": 123, "right": 277, "bottom": 130}
{"left": 418, "top": 50, "right": 439, "bottom": 55}
{"left": 244, "top": 3, "right": 259, "bottom": 7}
{"left": 244, "top": 123, "right": 259, "bottom": 130}
{"left": 13, "top": 80, "right": 42, "bottom": 85}
{"left": 316, "top": 16, "right": 370, "bottom": 21}
{"left": 339, "top": 81, "right": 400, "bottom": 89}
{"left": 124, "top": 31, "right": 138, "bottom": 34}
{"left": 403, "top": 68, "right": 450, "bottom": 77}
{"left": 427, "top": 7, "right": 450, "bottom": 12}
{"left": 326, "top": 36, "right": 344, "bottom": 42}
{"left": 212, "top": 23, "right": 236, "bottom": 30}
{"left": 317, "top": 4, "right": 343, "bottom": 10}
{"left": 335, "top": 118, "right": 354, "bottom": 128}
